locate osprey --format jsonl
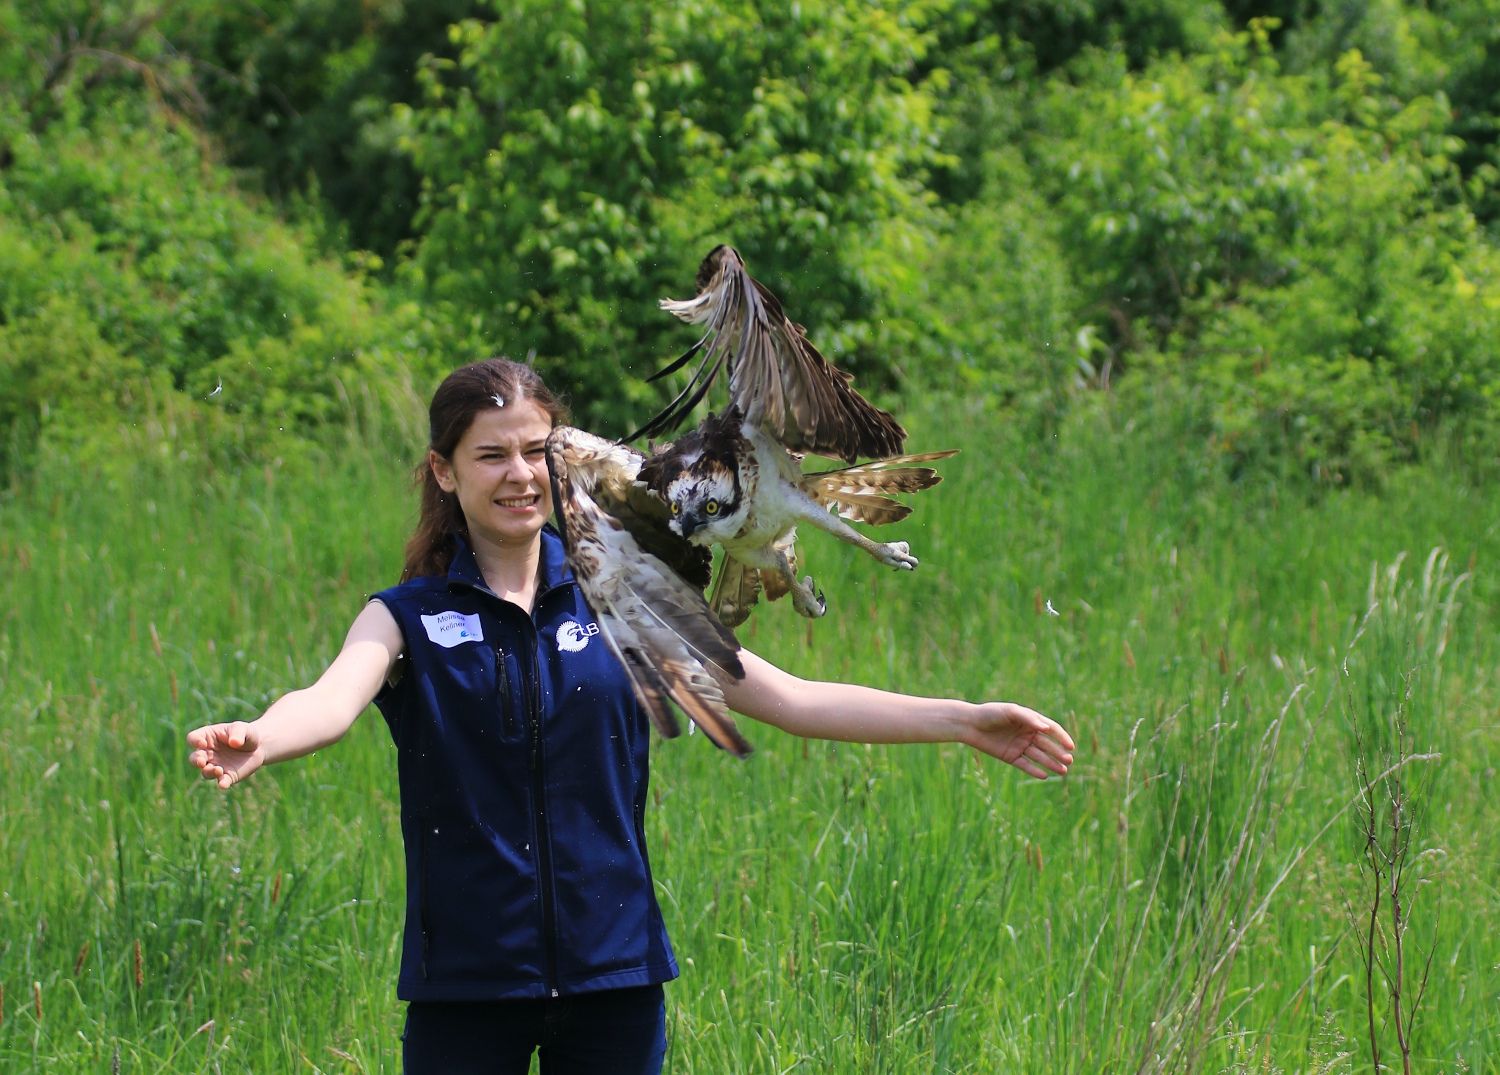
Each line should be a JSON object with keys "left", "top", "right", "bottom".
{"left": 629, "top": 245, "right": 957, "bottom": 626}
{"left": 638, "top": 408, "right": 956, "bottom": 625}
{"left": 545, "top": 424, "right": 753, "bottom": 756}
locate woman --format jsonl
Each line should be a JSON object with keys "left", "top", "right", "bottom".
{"left": 186, "top": 358, "right": 1075, "bottom": 1074}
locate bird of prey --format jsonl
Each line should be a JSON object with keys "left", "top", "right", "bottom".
{"left": 638, "top": 407, "right": 956, "bottom": 625}
{"left": 545, "top": 425, "right": 753, "bottom": 756}
{"left": 627, "top": 245, "right": 957, "bottom": 626}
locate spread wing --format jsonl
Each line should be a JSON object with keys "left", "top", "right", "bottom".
{"left": 545, "top": 425, "right": 752, "bottom": 757}
{"left": 627, "top": 244, "right": 906, "bottom": 463}
{"left": 800, "top": 450, "right": 960, "bottom": 525}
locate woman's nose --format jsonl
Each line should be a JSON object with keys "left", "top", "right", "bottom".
{"left": 503, "top": 452, "right": 536, "bottom": 482}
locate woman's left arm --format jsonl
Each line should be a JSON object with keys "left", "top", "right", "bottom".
{"left": 722, "top": 650, "right": 1076, "bottom": 780}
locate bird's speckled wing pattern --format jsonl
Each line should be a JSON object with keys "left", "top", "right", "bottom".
{"left": 545, "top": 425, "right": 752, "bottom": 756}
{"left": 800, "top": 450, "right": 960, "bottom": 525}
{"left": 629, "top": 245, "right": 906, "bottom": 463}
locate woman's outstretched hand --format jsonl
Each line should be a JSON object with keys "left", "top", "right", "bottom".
{"left": 187, "top": 722, "right": 266, "bottom": 790}
{"left": 963, "top": 703, "right": 1076, "bottom": 779}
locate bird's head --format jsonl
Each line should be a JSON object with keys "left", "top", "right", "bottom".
{"left": 664, "top": 464, "right": 744, "bottom": 544}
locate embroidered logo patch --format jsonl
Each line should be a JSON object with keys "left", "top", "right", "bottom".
{"left": 556, "top": 620, "right": 600, "bottom": 653}
{"left": 420, "top": 610, "right": 485, "bottom": 649}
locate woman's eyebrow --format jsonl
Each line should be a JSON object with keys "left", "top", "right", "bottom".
{"left": 469, "top": 439, "right": 548, "bottom": 453}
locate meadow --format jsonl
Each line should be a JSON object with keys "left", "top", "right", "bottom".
{"left": 1, "top": 392, "right": 1496, "bottom": 1073}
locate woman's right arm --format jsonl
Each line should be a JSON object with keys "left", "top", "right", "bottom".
{"left": 186, "top": 601, "right": 404, "bottom": 790}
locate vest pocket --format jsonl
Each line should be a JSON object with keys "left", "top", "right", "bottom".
{"left": 495, "top": 644, "right": 516, "bottom": 735}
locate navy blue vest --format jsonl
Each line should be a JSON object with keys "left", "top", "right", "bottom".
{"left": 371, "top": 527, "right": 679, "bottom": 1000}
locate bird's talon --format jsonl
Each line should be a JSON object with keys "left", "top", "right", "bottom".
{"left": 883, "top": 541, "right": 918, "bottom": 570}
{"left": 793, "top": 576, "right": 828, "bottom": 618}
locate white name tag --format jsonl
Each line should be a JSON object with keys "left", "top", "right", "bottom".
{"left": 420, "top": 611, "right": 485, "bottom": 649}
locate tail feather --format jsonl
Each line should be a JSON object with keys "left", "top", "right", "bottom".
{"left": 709, "top": 557, "right": 762, "bottom": 628}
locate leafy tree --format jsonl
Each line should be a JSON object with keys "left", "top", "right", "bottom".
{"left": 1436, "top": 0, "right": 1500, "bottom": 228}
{"left": 1029, "top": 25, "right": 1500, "bottom": 480}
{"left": 1265, "top": 0, "right": 1500, "bottom": 227}
{"left": 0, "top": 0, "right": 205, "bottom": 135}
{"left": 0, "top": 96, "right": 441, "bottom": 476}
{"left": 165, "top": 0, "right": 474, "bottom": 258}
{"left": 5, "top": 0, "right": 1500, "bottom": 489}
{"left": 391, "top": 0, "right": 950, "bottom": 432}
{"left": 935, "top": 0, "right": 1224, "bottom": 77}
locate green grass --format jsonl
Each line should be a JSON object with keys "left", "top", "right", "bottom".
{"left": 2, "top": 395, "right": 1497, "bottom": 1072}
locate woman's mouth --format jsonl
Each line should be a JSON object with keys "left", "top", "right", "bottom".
{"left": 496, "top": 494, "right": 540, "bottom": 509}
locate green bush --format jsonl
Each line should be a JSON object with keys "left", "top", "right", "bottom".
{"left": 162, "top": 0, "right": 474, "bottom": 258}
{"left": 390, "top": 0, "right": 950, "bottom": 432}
{"left": 1178, "top": 107, "right": 1500, "bottom": 480}
{"left": 4, "top": 1, "right": 1500, "bottom": 489}
{"left": 895, "top": 148, "right": 1086, "bottom": 428}
{"left": 0, "top": 98, "right": 444, "bottom": 477}
{"left": 1033, "top": 23, "right": 1318, "bottom": 347}
{"left": 1024, "top": 25, "right": 1500, "bottom": 481}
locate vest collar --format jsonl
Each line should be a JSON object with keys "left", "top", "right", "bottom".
{"left": 446, "top": 526, "right": 575, "bottom": 600}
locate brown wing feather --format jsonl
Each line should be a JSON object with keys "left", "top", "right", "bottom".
{"left": 658, "top": 245, "right": 906, "bottom": 463}
{"left": 800, "top": 449, "right": 959, "bottom": 525}
{"left": 546, "top": 426, "right": 751, "bottom": 756}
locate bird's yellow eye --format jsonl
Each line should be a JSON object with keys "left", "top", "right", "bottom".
{"left": 705, "top": 499, "right": 720, "bottom": 515}
{"left": 671, "top": 502, "right": 681, "bottom": 515}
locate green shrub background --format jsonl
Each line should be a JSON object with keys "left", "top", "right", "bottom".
{"left": 4, "top": 0, "right": 1500, "bottom": 480}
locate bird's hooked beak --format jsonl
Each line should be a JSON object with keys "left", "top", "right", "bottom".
{"left": 677, "top": 511, "right": 707, "bottom": 541}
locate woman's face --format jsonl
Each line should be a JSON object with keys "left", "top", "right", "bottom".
{"left": 431, "top": 397, "right": 554, "bottom": 551}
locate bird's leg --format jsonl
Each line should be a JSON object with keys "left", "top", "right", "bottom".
{"left": 787, "top": 491, "right": 920, "bottom": 570}
{"left": 718, "top": 538, "right": 826, "bottom": 618}
{"left": 773, "top": 548, "right": 826, "bottom": 618}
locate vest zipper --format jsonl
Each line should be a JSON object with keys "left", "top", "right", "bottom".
{"left": 495, "top": 643, "right": 514, "bottom": 735}
{"left": 442, "top": 552, "right": 573, "bottom": 999}
{"left": 525, "top": 623, "right": 561, "bottom": 998}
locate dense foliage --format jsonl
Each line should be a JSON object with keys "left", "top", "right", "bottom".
{"left": 3, "top": 0, "right": 1499, "bottom": 479}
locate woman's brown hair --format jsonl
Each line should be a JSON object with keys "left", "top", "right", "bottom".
{"left": 400, "top": 358, "right": 570, "bottom": 581}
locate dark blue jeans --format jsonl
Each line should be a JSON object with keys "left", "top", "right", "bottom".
{"left": 401, "top": 984, "right": 667, "bottom": 1074}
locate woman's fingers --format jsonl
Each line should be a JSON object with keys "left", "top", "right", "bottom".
{"left": 1024, "top": 743, "right": 1070, "bottom": 776}
{"left": 1025, "top": 712, "right": 1075, "bottom": 753}
{"left": 187, "top": 724, "right": 259, "bottom": 790}
{"left": 1032, "top": 731, "right": 1074, "bottom": 769}
{"left": 1010, "top": 754, "right": 1051, "bottom": 780}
